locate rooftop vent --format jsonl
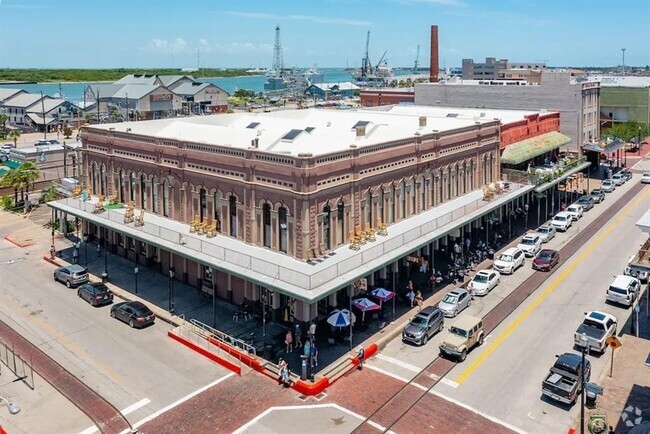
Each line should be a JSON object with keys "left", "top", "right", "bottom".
{"left": 419, "top": 116, "right": 427, "bottom": 127}
{"left": 352, "top": 120, "right": 370, "bottom": 129}
{"left": 446, "top": 113, "right": 458, "bottom": 118}
{"left": 355, "top": 125, "right": 366, "bottom": 137}
{"left": 250, "top": 138, "right": 259, "bottom": 148}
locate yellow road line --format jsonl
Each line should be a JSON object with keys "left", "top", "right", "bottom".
{"left": 455, "top": 188, "right": 650, "bottom": 385}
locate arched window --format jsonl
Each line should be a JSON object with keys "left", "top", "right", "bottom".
{"left": 91, "top": 163, "right": 97, "bottom": 194}
{"left": 378, "top": 188, "right": 384, "bottom": 224}
{"left": 100, "top": 165, "right": 106, "bottom": 195}
{"left": 337, "top": 199, "right": 345, "bottom": 245}
{"left": 365, "top": 190, "right": 372, "bottom": 229}
{"left": 323, "top": 205, "right": 331, "bottom": 250}
{"left": 483, "top": 156, "right": 488, "bottom": 185}
{"left": 119, "top": 169, "right": 125, "bottom": 203}
{"left": 140, "top": 175, "right": 146, "bottom": 209}
{"left": 462, "top": 162, "right": 467, "bottom": 194}
{"left": 399, "top": 181, "right": 406, "bottom": 220}
{"left": 130, "top": 172, "right": 136, "bottom": 202}
{"left": 214, "top": 190, "right": 222, "bottom": 232}
{"left": 419, "top": 178, "right": 425, "bottom": 212}
{"left": 438, "top": 174, "right": 443, "bottom": 204}
{"left": 488, "top": 154, "right": 493, "bottom": 182}
{"left": 469, "top": 160, "right": 475, "bottom": 191}
{"left": 278, "top": 207, "right": 287, "bottom": 253}
{"left": 430, "top": 174, "right": 435, "bottom": 207}
{"left": 409, "top": 181, "right": 415, "bottom": 216}
{"left": 388, "top": 184, "right": 395, "bottom": 224}
{"left": 446, "top": 168, "right": 452, "bottom": 201}
{"left": 229, "top": 195, "right": 237, "bottom": 237}
{"left": 455, "top": 165, "right": 460, "bottom": 198}
{"left": 152, "top": 177, "right": 158, "bottom": 214}
{"left": 262, "top": 203, "right": 271, "bottom": 248}
{"left": 162, "top": 180, "right": 170, "bottom": 217}
{"left": 199, "top": 188, "right": 207, "bottom": 222}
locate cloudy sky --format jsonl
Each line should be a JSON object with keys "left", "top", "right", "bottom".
{"left": 0, "top": 0, "right": 648, "bottom": 68}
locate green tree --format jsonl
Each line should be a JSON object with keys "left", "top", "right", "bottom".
{"left": 42, "top": 183, "right": 58, "bottom": 202}
{"left": 602, "top": 121, "right": 649, "bottom": 142}
{"left": 1, "top": 195, "right": 12, "bottom": 210}
{"left": 8, "top": 129, "right": 20, "bottom": 146}
{"left": 233, "top": 89, "right": 256, "bottom": 99}
{"left": 13, "top": 162, "right": 40, "bottom": 203}
{"left": 63, "top": 126, "right": 73, "bottom": 139}
{"left": 0, "top": 113, "right": 7, "bottom": 139}
{"left": 1, "top": 169, "right": 19, "bottom": 205}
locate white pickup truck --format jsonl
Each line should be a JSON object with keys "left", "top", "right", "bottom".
{"left": 574, "top": 311, "right": 617, "bottom": 353}
{"left": 625, "top": 238, "right": 650, "bottom": 282}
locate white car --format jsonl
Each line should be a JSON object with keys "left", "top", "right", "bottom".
{"left": 611, "top": 173, "right": 625, "bottom": 186}
{"left": 535, "top": 225, "right": 556, "bottom": 243}
{"left": 601, "top": 179, "right": 615, "bottom": 192}
{"left": 492, "top": 247, "right": 525, "bottom": 275}
{"left": 565, "top": 204, "right": 584, "bottom": 221}
{"left": 606, "top": 275, "right": 640, "bottom": 307}
{"left": 469, "top": 269, "right": 500, "bottom": 296}
{"left": 551, "top": 212, "right": 573, "bottom": 232}
{"left": 517, "top": 234, "right": 542, "bottom": 257}
{"left": 641, "top": 172, "right": 650, "bottom": 184}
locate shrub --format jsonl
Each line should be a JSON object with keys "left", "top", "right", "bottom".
{"left": 1, "top": 195, "right": 12, "bottom": 209}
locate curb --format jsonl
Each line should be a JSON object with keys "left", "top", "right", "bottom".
{"left": 4, "top": 235, "right": 34, "bottom": 248}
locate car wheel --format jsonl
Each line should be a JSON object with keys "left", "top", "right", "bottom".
{"left": 77, "top": 290, "right": 81, "bottom": 297}
{"left": 439, "top": 322, "right": 444, "bottom": 333}
{"left": 478, "top": 334, "right": 485, "bottom": 346}
{"left": 53, "top": 274, "right": 57, "bottom": 282}
{"left": 66, "top": 280, "right": 72, "bottom": 288}
{"left": 459, "top": 349, "right": 467, "bottom": 362}
{"left": 453, "top": 309, "right": 458, "bottom": 317}
{"left": 422, "top": 335, "right": 428, "bottom": 346}
{"left": 497, "top": 279, "right": 501, "bottom": 286}
{"left": 129, "top": 319, "right": 135, "bottom": 328}
{"left": 110, "top": 310, "right": 116, "bottom": 318}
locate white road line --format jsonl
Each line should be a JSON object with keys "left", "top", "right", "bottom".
{"left": 125, "top": 373, "right": 235, "bottom": 432}
{"left": 439, "top": 378, "right": 459, "bottom": 388}
{"left": 78, "top": 398, "right": 151, "bottom": 434}
{"left": 375, "top": 353, "right": 422, "bottom": 373}
{"left": 232, "top": 403, "right": 391, "bottom": 433}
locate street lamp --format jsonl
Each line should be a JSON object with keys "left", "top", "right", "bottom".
{"left": 0, "top": 396, "right": 21, "bottom": 415}
{"left": 82, "top": 233, "right": 89, "bottom": 269}
{"left": 101, "top": 227, "right": 108, "bottom": 283}
{"left": 577, "top": 332, "right": 588, "bottom": 434}
{"left": 168, "top": 267, "right": 175, "bottom": 314}
{"left": 134, "top": 266, "right": 139, "bottom": 294}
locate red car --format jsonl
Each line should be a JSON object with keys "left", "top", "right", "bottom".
{"left": 533, "top": 249, "right": 559, "bottom": 271}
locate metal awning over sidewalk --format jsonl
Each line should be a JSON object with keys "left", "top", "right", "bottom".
{"left": 501, "top": 131, "right": 572, "bottom": 165}
{"left": 582, "top": 138, "right": 626, "bottom": 154}
{"left": 48, "top": 183, "right": 534, "bottom": 303}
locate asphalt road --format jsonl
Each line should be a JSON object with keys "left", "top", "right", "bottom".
{"left": 365, "top": 176, "right": 647, "bottom": 433}
{"left": 0, "top": 214, "right": 233, "bottom": 433}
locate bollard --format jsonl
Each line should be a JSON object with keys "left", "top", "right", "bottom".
{"left": 300, "top": 355, "right": 308, "bottom": 380}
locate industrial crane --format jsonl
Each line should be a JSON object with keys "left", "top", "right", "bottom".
{"left": 413, "top": 45, "right": 420, "bottom": 73}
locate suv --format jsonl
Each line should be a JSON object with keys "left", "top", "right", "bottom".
{"left": 606, "top": 275, "right": 640, "bottom": 307}
{"left": 590, "top": 189, "right": 605, "bottom": 203}
{"left": 551, "top": 212, "right": 572, "bottom": 231}
{"left": 565, "top": 204, "right": 583, "bottom": 221}
{"left": 439, "top": 315, "right": 485, "bottom": 362}
{"left": 54, "top": 264, "right": 89, "bottom": 288}
{"left": 611, "top": 173, "right": 625, "bottom": 186}
{"left": 575, "top": 195, "right": 595, "bottom": 211}
{"left": 77, "top": 282, "right": 113, "bottom": 306}
{"left": 492, "top": 247, "right": 525, "bottom": 274}
{"left": 517, "top": 234, "right": 542, "bottom": 257}
{"left": 402, "top": 306, "right": 444, "bottom": 346}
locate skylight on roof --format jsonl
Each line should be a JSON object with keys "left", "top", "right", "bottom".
{"left": 281, "top": 129, "right": 303, "bottom": 141}
{"left": 352, "top": 120, "right": 370, "bottom": 129}
{"left": 446, "top": 113, "right": 459, "bottom": 118}
{"left": 305, "top": 127, "right": 315, "bottom": 133}
{"left": 246, "top": 122, "right": 260, "bottom": 129}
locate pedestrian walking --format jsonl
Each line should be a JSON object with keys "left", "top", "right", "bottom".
{"left": 311, "top": 342, "right": 318, "bottom": 367}
{"left": 465, "top": 237, "right": 470, "bottom": 253}
{"left": 308, "top": 321, "right": 316, "bottom": 340}
{"left": 72, "top": 247, "right": 79, "bottom": 264}
{"left": 285, "top": 329, "right": 293, "bottom": 353}
{"left": 294, "top": 323, "right": 302, "bottom": 348}
{"left": 281, "top": 361, "right": 290, "bottom": 387}
{"left": 49, "top": 245, "right": 56, "bottom": 260}
{"left": 415, "top": 291, "right": 423, "bottom": 311}
{"left": 278, "top": 358, "right": 287, "bottom": 386}
{"left": 357, "top": 346, "right": 365, "bottom": 370}
{"left": 96, "top": 243, "right": 101, "bottom": 257}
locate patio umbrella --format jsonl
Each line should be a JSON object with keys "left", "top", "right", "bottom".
{"left": 327, "top": 309, "right": 356, "bottom": 328}
{"left": 352, "top": 298, "right": 381, "bottom": 323}
{"left": 369, "top": 287, "right": 395, "bottom": 308}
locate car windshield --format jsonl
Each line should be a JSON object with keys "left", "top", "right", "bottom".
{"left": 473, "top": 274, "right": 488, "bottom": 283}
{"left": 538, "top": 252, "right": 553, "bottom": 260}
{"left": 644, "top": 173, "right": 650, "bottom": 177}
{"left": 411, "top": 316, "right": 428, "bottom": 326}
{"left": 537, "top": 228, "right": 550, "bottom": 234}
{"left": 442, "top": 294, "right": 458, "bottom": 304}
{"left": 450, "top": 326, "right": 468, "bottom": 337}
{"left": 603, "top": 181, "right": 612, "bottom": 185}
{"left": 521, "top": 238, "right": 535, "bottom": 245}
{"left": 591, "top": 190, "right": 601, "bottom": 195}
{"left": 555, "top": 216, "right": 566, "bottom": 221}
{"left": 568, "top": 207, "right": 578, "bottom": 212}
{"left": 498, "top": 254, "right": 513, "bottom": 262}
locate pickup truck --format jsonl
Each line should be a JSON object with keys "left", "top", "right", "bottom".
{"left": 574, "top": 311, "right": 617, "bottom": 353}
{"left": 624, "top": 239, "right": 650, "bottom": 282}
{"left": 541, "top": 353, "right": 591, "bottom": 404}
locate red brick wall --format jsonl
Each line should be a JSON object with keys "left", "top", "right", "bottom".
{"left": 500, "top": 112, "right": 560, "bottom": 149}
{"left": 359, "top": 91, "right": 415, "bottom": 107}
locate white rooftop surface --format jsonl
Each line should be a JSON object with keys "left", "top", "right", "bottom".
{"left": 588, "top": 75, "right": 650, "bottom": 88}
{"left": 49, "top": 182, "right": 533, "bottom": 301}
{"left": 89, "top": 105, "right": 540, "bottom": 157}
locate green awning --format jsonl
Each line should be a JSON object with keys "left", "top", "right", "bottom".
{"left": 501, "top": 131, "right": 572, "bottom": 165}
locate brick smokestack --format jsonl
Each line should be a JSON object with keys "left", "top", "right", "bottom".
{"left": 430, "top": 25, "right": 439, "bottom": 83}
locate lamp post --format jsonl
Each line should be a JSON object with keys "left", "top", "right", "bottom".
{"left": 0, "top": 396, "right": 21, "bottom": 415}
{"left": 577, "top": 332, "right": 588, "bottom": 434}
{"left": 524, "top": 203, "right": 529, "bottom": 229}
{"left": 168, "top": 267, "right": 175, "bottom": 314}
{"left": 82, "top": 233, "right": 89, "bottom": 269}
{"left": 639, "top": 126, "right": 643, "bottom": 156}
{"left": 134, "top": 266, "right": 139, "bottom": 294}
{"left": 101, "top": 227, "right": 108, "bottom": 283}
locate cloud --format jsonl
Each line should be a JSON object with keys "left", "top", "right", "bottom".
{"left": 146, "top": 38, "right": 187, "bottom": 53}
{"left": 225, "top": 11, "right": 372, "bottom": 26}
{"left": 198, "top": 38, "right": 211, "bottom": 52}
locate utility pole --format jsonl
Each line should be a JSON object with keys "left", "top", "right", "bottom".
{"left": 40, "top": 91, "right": 47, "bottom": 140}
{"left": 621, "top": 48, "right": 626, "bottom": 75}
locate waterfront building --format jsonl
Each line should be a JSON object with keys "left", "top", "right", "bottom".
{"left": 304, "top": 82, "right": 360, "bottom": 99}
{"left": 2, "top": 92, "right": 51, "bottom": 126}
{"left": 172, "top": 82, "right": 228, "bottom": 114}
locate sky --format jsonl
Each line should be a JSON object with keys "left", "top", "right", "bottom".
{"left": 0, "top": 0, "right": 648, "bottom": 69}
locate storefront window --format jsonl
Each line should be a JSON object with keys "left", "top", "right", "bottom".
{"left": 262, "top": 203, "right": 271, "bottom": 248}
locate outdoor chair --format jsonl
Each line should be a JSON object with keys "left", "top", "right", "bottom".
{"left": 197, "top": 218, "right": 208, "bottom": 235}
{"left": 377, "top": 220, "right": 388, "bottom": 236}
{"left": 189, "top": 214, "right": 200, "bottom": 233}
{"left": 93, "top": 195, "right": 106, "bottom": 213}
{"left": 134, "top": 210, "right": 145, "bottom": 227}
{"left": 365, "top": 227, "right": 376, "bottom": 242}
{"left": 110, "top": 195, "right": 119, "bottom": 205}
{"left": 72, "top": 186, "right": 82, "bottom": 198}
{"left": 206, "top": 221, "right": 218, "bottom": 238}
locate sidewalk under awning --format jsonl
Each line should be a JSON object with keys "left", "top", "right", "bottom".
{"left": 501, "top": 131, "right": 572, "bottom": 165}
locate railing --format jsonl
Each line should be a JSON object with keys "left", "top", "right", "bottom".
{"left": 190, "top": 318, "right": 256, "bottom": 356}
{"left": 0, "top": 339, "right": 34, "bottom": 390}
{"left": 504, "top": 157, "right": 588, "bottom": 187}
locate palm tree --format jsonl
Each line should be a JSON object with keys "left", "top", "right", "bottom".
{"left": 0, "top": 113, "right": 8, "bottom": 139}
{"left": 8, "top": 129, "right": 20, "bottom": 147}
{"left": 0, "top": 168, "right": 19, "bottom": 205}
{"left": 15, "top": 162, "right": 40, "bottom": 202}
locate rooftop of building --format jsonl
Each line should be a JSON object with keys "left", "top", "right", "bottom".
{"left": 0, "top": 88, "right": 25, "bottom": 101}
{"left": 4, "top": 92, "right": 48, "bottom": 108}
{"left": 588, "top": 75, "right": 650, "bottom": 88}
{"left": 88, "top": 105, "right": 542, "bottom": 157}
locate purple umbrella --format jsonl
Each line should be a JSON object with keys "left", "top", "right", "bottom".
{"left": 369, "top": 288, "right": 395, "bottom": 308}
{"left": 352, "top": 298, "right": 380, "bottom": 323}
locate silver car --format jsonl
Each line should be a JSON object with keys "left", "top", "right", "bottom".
{"left": 438, "top": 288, "right": 472, "bottom": 318}
{"left": 402, "top": 306, "right": 445, "bottom": 346}
{"left": 54, "top": 264, "right": 89, "bottom": 288}
{"left": 535, "top": 225, "right": 556, "bottom": 243}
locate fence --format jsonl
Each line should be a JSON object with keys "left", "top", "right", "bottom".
{"left": 503, "top": 156, "right": 588, "bottom": 187}
{"left": 0, "top": 339, "right": 34, "bottom": 389}
{"left": 189, "top": 318, "right": 256, "bottom": 356}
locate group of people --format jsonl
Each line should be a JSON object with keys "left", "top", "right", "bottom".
{"left": 405, "top": 280, "right": 424, "bottom": 311}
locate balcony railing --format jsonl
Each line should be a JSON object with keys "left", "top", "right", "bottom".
{"left": 502, "top": 156, "right": 588, "bottom": 186}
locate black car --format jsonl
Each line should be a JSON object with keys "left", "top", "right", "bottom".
{"left": 590, "top": 189, "right": 605, "bottom": 204}
{"left": 110, "top": 301, "right": 155, "bottom": 328}
{"left": 575, "top": 195, "right": 595, "bottom": 211}
{"left": 77, "top": 282, "right": 113, "bottom": 306}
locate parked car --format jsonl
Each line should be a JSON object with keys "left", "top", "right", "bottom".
{"left": 468, "top": 269, "right": 500, "bottom": 296}
{"left": 551, "top": 212, "right": 573, "bottom": 232}
{"left": 589, "top": 189, "right": 605, "bottom": 203}
{"left": 439, "top": 315, "right": 485, "bottom": 362}
{"left": 565, "top": 204, "right": 584, "bottom": 221}
{"left": 517, "top": 233, "right": 542, "bottom": 257}
{"left": 641, "top": 172, "right": 650, "bottom": 184}
{"left": 77, "top": 282, "right": 113, "bottom": 307}
{"left": 110, "top": 301, "right": 155, "bottom": 328}
{"left": 402, "top": 306, "right": 445, "bottom": 346}
{"left": 541, "top": 353, "right": 591, "bottom": 404}
{"left": 575, "top": 195, "right": 595, "bottom": 211}
{"left": 532, "top": 249, "right": 560, "bottom": 271}
{"left": 601, "top": 179, "right": 615, "bottom": 192}
{"left": 438, "top": 288, "right": 472, "bottom": 318}
{"left": 611, "top": 173, "right": 625, "bottom": 186}
{"left": 493, "top": 247, "right": 525, "bottom": 275}
{"left": 606, "top": 275, "right": 640, "bottom": 307}
{"left": 574, "top": 311, "right": 617, "bottom": 354}
{"left": 54, "top": 264, "right": 89, "bottom": 288}
{"left": 624, "top": 255, "right": 649, "bottom": 282}
{"left": 621, "top": 170, "right": 633, "bottom": 181}
{"left": 35, "top": 139, "right": 50, "bottom": 146}
{"left": 535, "top": 225, "right": 557, "bottom": 243}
